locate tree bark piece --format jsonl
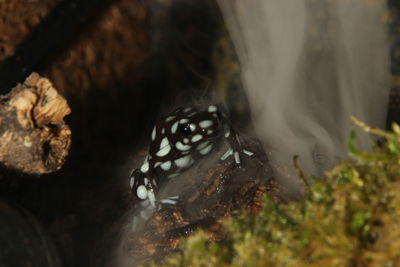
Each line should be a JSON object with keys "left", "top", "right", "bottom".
{"left": 0, "top": 72, "right": 71, "bottom": 174}
{"left": 121, "top": 138, "right": 278, "bottom": 265}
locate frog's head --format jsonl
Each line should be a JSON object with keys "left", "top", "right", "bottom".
{"left": 148, "top": 105, "right": 223, "bottom": 171}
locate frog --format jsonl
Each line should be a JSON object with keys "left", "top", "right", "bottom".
{"left": 129, "top": 104, "right": 254, "bottom": 211}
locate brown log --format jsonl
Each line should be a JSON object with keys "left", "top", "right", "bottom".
{"left": 0, "top": 73, "right": 71, "bottom": 174}
{"left": 121, "top": 137, "right": 278, "bottom": 265}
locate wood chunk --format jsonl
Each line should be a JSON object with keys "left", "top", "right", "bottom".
{"left": 123, "top": 138, "right": 278, "bottom": 264}
{"left": 0, "top": 73, "right": 71, "bottom": 174}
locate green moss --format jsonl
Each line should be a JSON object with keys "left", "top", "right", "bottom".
{"left": 154, "top": 118, "right": 400, "bottom": 266}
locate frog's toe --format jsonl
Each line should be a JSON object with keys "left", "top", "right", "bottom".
{"left": 243, "top": 149, "right": 254, "bottom": 156}
{"left": 221, "top": 148, "right": 233, "bottom": 161}
{"left": 221, "top": 147, "right": 244, "bottom": 167}
{"left": 158, "top": 195, "right": 180, "bottom": 210}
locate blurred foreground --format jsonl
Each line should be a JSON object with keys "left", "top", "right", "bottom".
{"left": 159, "top": 119, "right": 400, "bottom": 266}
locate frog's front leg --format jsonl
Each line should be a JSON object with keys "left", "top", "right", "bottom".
{"left": 129, "top": 168, "right": 157, "bottom": 208}
{"left": 221, "top": 124, "right": 254, "bottom": 166}
{"left": 130, "top": 170, "right": 182, "bottom": 231}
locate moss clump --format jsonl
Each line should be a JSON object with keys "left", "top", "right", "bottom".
{"left": 153, "top": 118, "right": 400, "bottom": 267}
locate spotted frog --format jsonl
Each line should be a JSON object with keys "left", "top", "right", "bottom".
{"left": 129, "top": 104, "right": 253, "bottom": 209}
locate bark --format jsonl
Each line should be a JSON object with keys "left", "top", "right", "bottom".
{"left": 0, "top": 73, "right": 71, "bottom": 174}
{"left": 120, "top": 138, "right": 279, "bottom": 265}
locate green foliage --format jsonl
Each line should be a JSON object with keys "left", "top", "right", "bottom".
{"left": 155, "top": 118, "right": 400, "bottom": 266}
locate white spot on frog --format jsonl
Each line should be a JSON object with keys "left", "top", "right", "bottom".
{"left": 165, "top": 115, "right": 175, "bottom": 122}
{"left": 156, "top": 145, "right": 171, "bottom": 157}
{"left": 161, "top": 161, "right": 171, "bottom": 171}
{"left": 197, "top": 141, "right": 210, "bottom": 150}
{"left": 199, "top": 120, "right": 213, "bottom": 128}
{"left": 137, "top": 185, "right": 148, "bottom": 200}
{"left": 148, "top": 190, "right": 156, "bottom": 207}
{"left": 191, "top": 134, "right": 203, "bottom": 143}
{"left": 154, "top": 162, "right": 162, "bottom": 168}
{"left": 189, "top": 123, "right": 196, "bottom": 132}
{"left": 156, "top": 137, "right": 171, "bottom": 157}
{"left": 160, "top": 198, "right": 177, "bottom": 205}
{"left": 171, "top": 121, "right": 179, "bottom": 134}
{"left": 208, "top": 105, "right": 217, "bottom": 112}
{"left": 151, "top": 127, "right": 156, "bottom": 141}
{"left": 234, "top": 151, "right": 241, "bottom": 164}
{"left": 221, "top": 148, "right": 233, "bottom": 160}
{"left": 140, "top": 161, "right": 149, "bottom": 173}
{"left": 174, "top": 155, "right": 193, "bottom": 168}
{"left": 160, "top": 137, "right": 169, "bottom": 149}
{"left": 199, "top": 143, "right": 213, "bottom": 155}
{"left": 176, "top": 141, "right": 191, "bottom": 151}
{"left": 243, "top": 149, "right": 254, "bottom": 156}
{"left": 168, "top": 173, "right": 181, "bottom": 178}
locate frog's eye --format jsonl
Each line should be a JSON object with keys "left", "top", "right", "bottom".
{"left": 178, "top": 123, "right": 192, "bottom": 137}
